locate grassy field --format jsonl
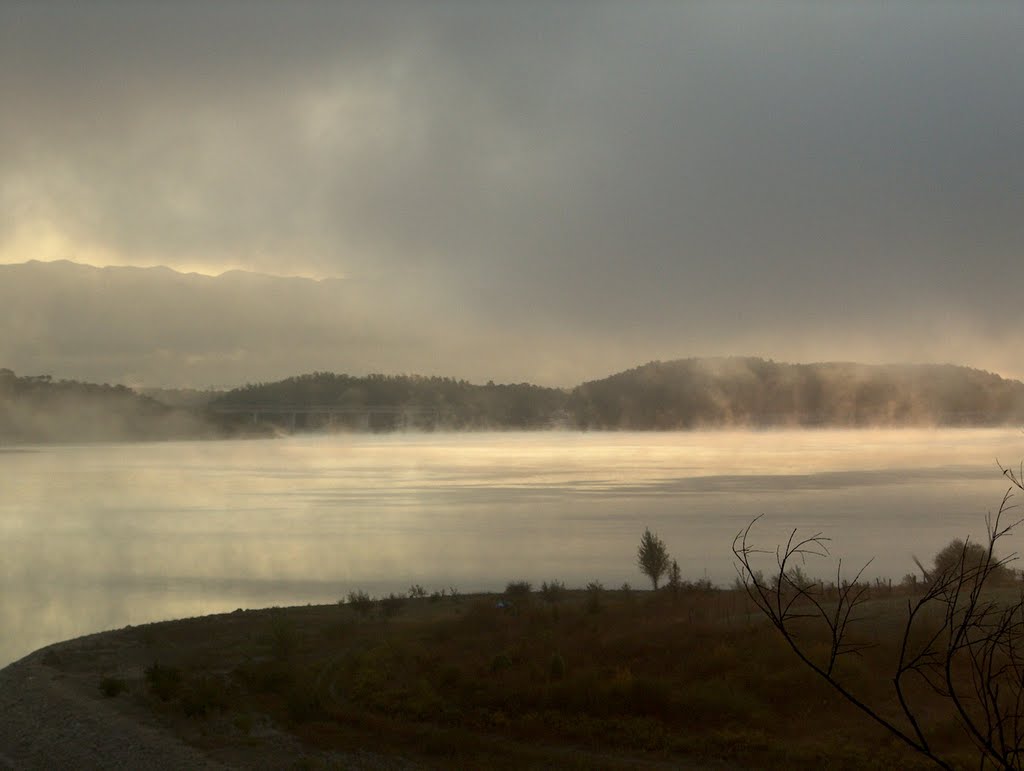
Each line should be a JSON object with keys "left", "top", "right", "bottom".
{"left": 48, "top": 578, "right": 1003, "bottom": 769}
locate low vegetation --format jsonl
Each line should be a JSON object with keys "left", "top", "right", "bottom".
{"left": 87, "top": 586, "right": 928, "bottom": 768}
{"left": 735, "top": 463, "right": 1024, "bottom": 769}
{"left": 83, "top": 573, "right": 1009, "bottom": 768}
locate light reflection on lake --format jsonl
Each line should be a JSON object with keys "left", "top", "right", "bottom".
{"left": 2, "top": 429, "right": 1022, "bottom": 666}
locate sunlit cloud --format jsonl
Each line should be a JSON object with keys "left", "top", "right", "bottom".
{"left": 2, "top": 2, "right": 1022, "bottom": 385}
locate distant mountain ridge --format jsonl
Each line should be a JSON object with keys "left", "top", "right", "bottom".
{"left": 4, "top": 260, "right": 1021, "bottom": 395}
{"left": 0, "top": 260, "right": 373, "bottom": 390}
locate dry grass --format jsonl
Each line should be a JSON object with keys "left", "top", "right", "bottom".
{"left": 59, "top": 581, "right": 1005, "bottom": 768}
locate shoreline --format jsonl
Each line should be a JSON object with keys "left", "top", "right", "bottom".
{"left": 0, "top": 605, "right": 418, "bottom": 770}
{"left": 0, "top": 631, "right": 229, "bottom": 770}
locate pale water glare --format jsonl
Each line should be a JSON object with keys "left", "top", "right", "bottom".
{"left": 2, "top": 429, "right": 1023, "bottom": 666}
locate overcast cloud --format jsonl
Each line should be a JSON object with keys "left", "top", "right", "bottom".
{"left": 2, "top": 2, "right": 1022, "bottom": 386}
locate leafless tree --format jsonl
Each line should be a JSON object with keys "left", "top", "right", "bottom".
{"left": 733, "top": 462, "right": 1024, "bottom": 769}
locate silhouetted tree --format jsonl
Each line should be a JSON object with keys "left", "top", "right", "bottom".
{"left": 930, "top": 538, "right": 1014, "bottom": 584}
{"left": 637, "top": 528, "right": 671, "bottom": 589}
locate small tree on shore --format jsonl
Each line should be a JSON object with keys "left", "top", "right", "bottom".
{"left": 637, "top": 528, "right": 671, "bottom": 589}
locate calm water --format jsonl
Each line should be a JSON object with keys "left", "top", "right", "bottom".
{"left": 2, "top": 429, "right": 1023, "bottom": 666}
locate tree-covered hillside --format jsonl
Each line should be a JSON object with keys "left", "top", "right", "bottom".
{"left": 210, "top": 359, "right": 1024, "bottom": 431}
{"left": 210, "top": 372, "right": 569, "bottom": 429}
{"left": 0, "top": 369, "right": 210, "bottom": 442}
{"left": 6, "top": 358, "right": 1024, "bottom": 440}
{"left": 568, "top": 358, "right": 1024, "bottom": 429}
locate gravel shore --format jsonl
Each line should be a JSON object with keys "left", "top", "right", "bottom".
{"left": 0, "top": 641, "right": 227, "bottom": 771}
{"left": 0, "top": 615, "right": 420, "bottom": 771}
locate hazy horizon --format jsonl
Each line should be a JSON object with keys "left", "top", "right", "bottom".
{"left": 3, "top": 4, "right": 1023, "bottom": 387}
{"left": 4, "top": 257, "right": 1024, "bottom": 391}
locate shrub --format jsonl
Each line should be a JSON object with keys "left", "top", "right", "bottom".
{"left": 691, "top": 575, "right": 716, "bottom": 592}
{"left": 931, "top": 538, "right": 1014, "bottom": 584}
{"left": 627, "top": 676, "right": 674, "bottom": 717}
{"left": 346, "top": 590, "right": 375, "bottom": 616}
{"left": 585, "top": 581, "right": 604, "bottom": 614}
{"left": 380, "top": 592, "right": 406, "bottom": 618}
{"left": 145, "top": 662, "right": 182, "bottom": 701}
{"left": 505, "top": 580, "right": 532, "bottom": 597}
{"left": 287, "top": 683, "right": 323, "bottom": 723}
{"left": 549, "top": 653, "right": 566, "bottom": 681}
{"left": 667, "top": 560, "right": 682, "bottom": 596}
{"left": 408, "top": 584, "right": 427, "bottom": 598}
{"left": 99, "top": 676, "right": 126, "bottom": 698}
{"left": 540, "top": 580, "right": 566, "bottom": 603}
{"left": 769, "top": 563, "right": 815, "bottom": 593}
{"left": 270, "top": 618, "right": 295, "bottom": 661}
{"left": 181, "top": 675, "right": 228, "bottom": 718}
{"left": 491, "top": 653, "right": 512, "bottom": 673}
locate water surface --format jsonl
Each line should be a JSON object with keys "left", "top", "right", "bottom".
{"left": 3, "top": 429, "right": 1022, "bottom": 666}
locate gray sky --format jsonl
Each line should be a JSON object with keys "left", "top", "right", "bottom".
{"left": 2, "top": 2, "right": 1023, "bottom": 386}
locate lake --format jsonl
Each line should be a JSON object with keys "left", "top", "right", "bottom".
{"left": 2, "top": 428, "right": 1023, "bottom": 667}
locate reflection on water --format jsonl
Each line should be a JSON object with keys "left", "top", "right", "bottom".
{"left": 2, "top": 429, "right": 1022, "bottom": 666}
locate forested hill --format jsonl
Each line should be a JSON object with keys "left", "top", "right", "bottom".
{"left": 5, "top": 358, "right": 1024, "bottom": 440}
{"left": 211, "top": 359, "right": 1024, "bottom": 430}
{"left": 0, "top": 369, "right": 209, "bottom": 442}
{"left": 567, "top": 358, "right": 1024, "bottom": 429}
{"left": 210, "top": 372, "right": 568, "bottom": 429}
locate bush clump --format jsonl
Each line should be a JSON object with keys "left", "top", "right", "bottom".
{"left": 270, "top": 618, "right": 296, "bottom": 661}
{"left": 541, "top": 580, "right": 566, "bottom": 604}
{"left": 549, "top": 653, "right": 566, "bottom": 681}
{"left": 181, "top": 674, "right": 229, "bottom": 718}
{"left": 380, "top": 592, "right": 406, "bottom": 618}
{"left": 346, "top": 590, "right": 375, "bottom": 616}
{"left": 491, "top": 653, "right": 513, "bottom": 673}
{"left": 930, "top": 538, "right": 1015, "bottom": 584}
{"left": 505, "top": 580, "right": 532, "bottom": 597}
{"left": 99, "top": 676, "right": 127, "bottom": 698}
{"left": 145, "top": 662, "right": 182, "bottom": 701}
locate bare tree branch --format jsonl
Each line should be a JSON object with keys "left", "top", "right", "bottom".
{"left": 733, "top": 464, "right": 1024, "bottom": 769}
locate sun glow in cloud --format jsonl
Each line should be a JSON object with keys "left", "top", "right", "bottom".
{"left": 0, "top": 219, "right": 338, "bottom": 279}
{"left": 2, "top": 3, "right": 1022, "bottom": 386}
{"left": 0, "top": 219, "right": 127, "bottom": 271}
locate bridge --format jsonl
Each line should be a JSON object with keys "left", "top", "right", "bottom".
{"left": 208, "top": 404, "right": 440, "bottom": 431}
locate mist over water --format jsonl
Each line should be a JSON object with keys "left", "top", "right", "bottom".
{"left": 3, "top": 428, "right": 1023, "bottom": 667}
